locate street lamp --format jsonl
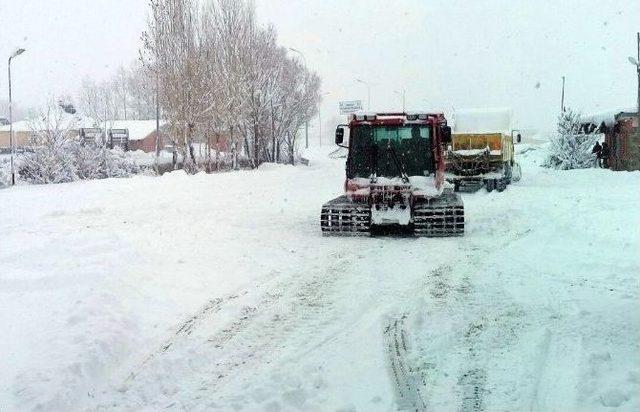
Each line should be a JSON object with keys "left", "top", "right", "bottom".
{"left": 318, "top": 91, "right": 330, "bottom": 147}
{"left": 394, "top": 89, "right": 406, "bottom": 112}
{"left": 8, "top": 47, "right": 26, "bottom": 186}
{"left": 628, "top": 32, "right": 640, "bottom": 133}
{"left": 288, "top": 47, "right": 307, "bottom": 67}
{"left": 355, "top": 78, "right": 371, "bottom": 111}
{"left": 288, "top": 47, "right": 310, "bottom": 149}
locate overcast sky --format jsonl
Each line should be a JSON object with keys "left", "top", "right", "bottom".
{"left": 1, "top": 0, "right": 638, "bottom": 134}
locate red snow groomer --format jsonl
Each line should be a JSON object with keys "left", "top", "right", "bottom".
{"left": 321, "top": 112, "right": 465, "bottom": 237}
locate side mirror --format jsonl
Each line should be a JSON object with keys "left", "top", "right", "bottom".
{"left": 335, "top": 127, "right": 345, "bottom": 145}
{"left": 441, "top": 126, "right": 452, "bottom": 144}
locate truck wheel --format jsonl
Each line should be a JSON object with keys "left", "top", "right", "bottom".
{"left": 511, "top": 163, "right": 522, "bottom": 182}
{"left": 485, "top": 179, "right": 495, "bottom": 192}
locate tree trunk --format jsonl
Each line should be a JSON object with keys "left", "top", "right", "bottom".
{"left": 253, "top": 121, "right": 259, "bottom": 167}
{"left": 231, "top": 126, "right": 239, "bottom": 170}
{"left": 244, "top": 132, "right": 254, "bottom": 169}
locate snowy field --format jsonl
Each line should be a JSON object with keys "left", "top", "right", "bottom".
{"left": 1, "top": 143, "right": 639, "bottom": 411}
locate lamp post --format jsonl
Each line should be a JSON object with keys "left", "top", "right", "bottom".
{"left": 628, "top": 32, "right": 640, "bottom": 131}
{"left": 318, "top": 92, "right": 330, "bottom": 147}
{"left": 154, "top": 70, "right": 160, "bottom": 173}
{"left": 561, "top": 76, "right": 566, "bottom": 112}
{"left": 394, "top": 89, "right": 406, "bottom": 112}
{"left": 355, "top": 78, "right": 371, "bottom": 111}
{"left": 8, "top": 48, "right": 26, "bottom": 186}
{"left": 288, "top": 47, "right": 310, "bottom": 149}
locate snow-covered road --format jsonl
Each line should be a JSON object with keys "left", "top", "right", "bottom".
{"left": 1, "top": 144, "right": 639, "bottom": 411}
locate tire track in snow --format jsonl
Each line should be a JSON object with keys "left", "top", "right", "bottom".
{"left": 125, "top": 290, "right": 250, "bottom": 383}
{"left": 459, "top": 319, "right": 489, "bottom": 412}
{"left": 108, "top": 253, "right": 352, "bottom": 410}
{"left": 529, "top": 328, "right": 552, "bottom": 412}
{"left": 426, "top": 263, "right": 489, "bottom": 412}
{"left": 384, "top": 313, "right": 428, "bottom": 411}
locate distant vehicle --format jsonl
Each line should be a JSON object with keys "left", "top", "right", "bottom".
{"left": 79, "top": 128, "right": 104, "bottom": 146}
{"left": 108, "top": 128, "right": 129, "bottom": 150}
{"left": 446, "top": 109, "right": 521, "bottom": 192}
{"left": 321, "top": 112, "right": 464, "bottom": 237}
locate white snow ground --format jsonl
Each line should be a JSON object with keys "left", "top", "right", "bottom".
{"left": 1, "top": 143, "right": 638, "bottom": 411}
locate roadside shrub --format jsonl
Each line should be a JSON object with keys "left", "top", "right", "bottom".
{"left": 0, "top": 157, "right": 10, "bottom": 187}
{"left": 543, "top": 109, "right": 600, "bottom": 170}
{"left": 20, "top": 142, "right": 140, "bottom": 184}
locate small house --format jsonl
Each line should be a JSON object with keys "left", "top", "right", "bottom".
{"left": 0, "top": 120, "right": 32, "bottom": 151}
{"left": 582, "top": 109, "right": 640, "bottom": 171}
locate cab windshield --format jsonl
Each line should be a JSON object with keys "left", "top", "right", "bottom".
{"left": 347, "top": 125, "right": 434, "bottom": 178}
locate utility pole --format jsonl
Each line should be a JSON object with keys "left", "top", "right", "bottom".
{"left": 636, "top": 32, "right": 640, "bottom": 128}
{"left": 271, "top": 100, "right": 276, "bottom": 161}
{"left": 123, "top": 74, "right": 127, "bottom": 121}
{"left": 8, "top": 48, "right": 26, "bottom": 186}
{"left": 395, "top": 89, "right": 406, "bottom": 111}
{"left": 318, "top": 108, "right": 322, "bottom": 147}
{"left": 356, "top": 79, "right": 371, "bottom": 110}
{"left": 628, "top": 33, "right": 640, "bottom": 134}
{"left": 561, "top": 76, "right": 566, "bottom": 112}
{"left": 287, "top": 47, "right": 310, "bottom": 150}
{"left": 318, "top": 91, "right": 330, "bottom": 147}
{"left": 155, "top": 72, "right": 160, "bottom": 172}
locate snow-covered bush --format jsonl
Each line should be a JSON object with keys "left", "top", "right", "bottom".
{"left": 543, "top": 109, "right": 600, "bottom": 170}
{"left": 18, "top": 113, "right": 79, "bottom": 184}
{"left": 101, "top": 146, "right": 140, "bottom": 177}
{"left": 21, "top": 142, "right": 141, "bottom": 184}
{"left": 0, "top": 157, "right": 10, "bottom": 187}
{"left": 18, "top": 106, "right": 140, "bottom": 184}
{"left": 73, "top": 144, "right": 141, "bottom": 179}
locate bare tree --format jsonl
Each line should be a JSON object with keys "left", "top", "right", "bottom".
{"left": 140, "top": 0, "right": 321, "bottom": 172}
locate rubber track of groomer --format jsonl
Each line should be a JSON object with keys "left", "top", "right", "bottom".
{"left": 413, "top": 193, "right": 465, "bottom": 237}
{"left": 320, "top": 193, "right": 464, "bottom": 237}
{"left": 320, "top": 195, "right": 371, "bottom": 236}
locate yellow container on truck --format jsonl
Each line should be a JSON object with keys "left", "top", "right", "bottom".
{"left": 446, "top": 109, "right": 521, "bottom": 192}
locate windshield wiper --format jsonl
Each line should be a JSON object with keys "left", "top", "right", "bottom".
{"left": 386, "top": 140, "right": 410, "bottom": 183}
{"left": 369, "top": 144, "right": 378, "bottom": 181}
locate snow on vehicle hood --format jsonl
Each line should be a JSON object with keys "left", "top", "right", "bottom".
{"left": 348, "top": 175, "right": 442, "bottom": 197}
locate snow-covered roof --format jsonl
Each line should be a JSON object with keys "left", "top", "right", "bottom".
{"left": 101, "top": 120, "right": 167, "bottom": 141}
{"left": 0, "top": 115, "right": 98, "bottom": 132}
{"left": 580, "top": 108, "right": 637, "bottom": 127}
{"left": 453, "top": 108, "right": 512, "bottom": 134}
{"left": 0, "top": 120, "right": 31, "bottom": 132}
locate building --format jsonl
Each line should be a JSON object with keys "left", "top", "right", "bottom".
{"left": 582, "top": 109, "right": 640, "bottom": 171}
{"left": 0, "top": 115, "right": 97, "bottom": 152}
{"left": 0, "top": 120, "right": 32, "bottom": 151}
